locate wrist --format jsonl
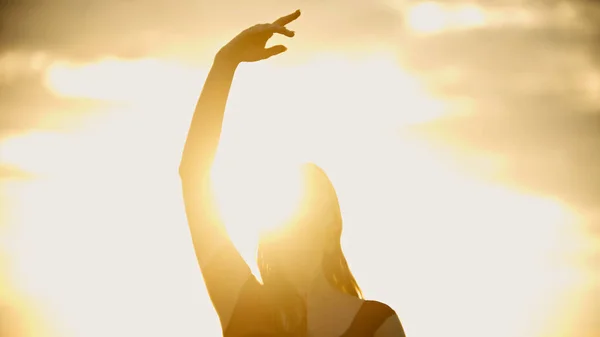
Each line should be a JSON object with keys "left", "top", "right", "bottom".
{"left": 214, "top": 48, "right": 240, "bottom": 71}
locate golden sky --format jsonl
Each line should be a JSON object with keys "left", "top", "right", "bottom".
{"left": 1, "top": 1, "right": 600, "bottom": 337}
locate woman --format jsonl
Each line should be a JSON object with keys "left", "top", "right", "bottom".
{"left": 179, "top": 10, "right": 406, "bottom": 337}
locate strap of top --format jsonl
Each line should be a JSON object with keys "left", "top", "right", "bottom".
{"left": 341, "top": 300, "right": 396, "bottom": 337}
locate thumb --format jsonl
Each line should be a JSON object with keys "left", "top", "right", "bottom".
{"left": 264, "top": 45, "right": 287, "bottom": 58}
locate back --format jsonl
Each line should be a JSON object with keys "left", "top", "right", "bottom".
{"left": 222, "top": 276, "right": 400, "bottom": 337}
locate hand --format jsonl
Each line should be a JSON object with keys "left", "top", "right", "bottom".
{"left": 217, "top": 10, "right": 301, "bottom": 65}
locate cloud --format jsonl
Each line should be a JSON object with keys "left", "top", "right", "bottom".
{"left": 1, "top": 1, "right": 599, "bottom": 336}
{"left": 386, "top": 1, "right": 600, "bottom": 219}
{"left": 0, "top": 0, "right": 202, "bottom": 59}
{"left": 0, "top": 0, "right": 403, "bottom": 137}
{"left": 399, "top": 21, "right": 599, "bottom": 113}
{"left": 0, "top": 164, "right": 32, "bottom": 181}
{"left": 0, "top": 69, "right": 114, "bottom": 137}
{"left": 0, "top": 0, "right": 401, "bottom": 61}
{"left": 1, "top": 0, "right": 599, "bottom": 211}
{"left": 411, "top": 111, "right": 600, "bottom": 207}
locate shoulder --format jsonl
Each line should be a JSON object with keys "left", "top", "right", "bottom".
{"left": 347, "top": 300, "right": 401, "bottom": 336}
{"left": 371, "top": 302, "right": 405, "bottom": 337}
{"left": 361, "top": 300, "right": 396, "bottom": 320}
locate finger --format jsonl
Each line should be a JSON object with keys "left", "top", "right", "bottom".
{"left": 264, "top": 45, "right": 287, "bottom": 58}
{"left": 266, "top": 24, "right": 295, "bottom": 37}
{"left": 273, "top": 9, "right": 301, "bottom": 26}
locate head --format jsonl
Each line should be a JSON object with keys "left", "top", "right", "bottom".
{"left": 257, "top": 163, "right": 362, "bottom": 332}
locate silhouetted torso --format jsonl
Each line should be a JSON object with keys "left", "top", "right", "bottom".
{"left": 220, "top": 274, "right": 396, "bottom": 337}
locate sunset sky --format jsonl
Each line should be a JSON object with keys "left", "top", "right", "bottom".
{"left": 1, "top": 1, "right": 599, "bottom": 337}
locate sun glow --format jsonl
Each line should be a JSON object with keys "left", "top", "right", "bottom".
{"left": 405, "top": 2, "right": 487, "bottom": 34}
{"left": 213, "top": 160, "right": 303, "bottom": 229}
{"left": 0, "top": 55, "right": 591, "bottom": 337}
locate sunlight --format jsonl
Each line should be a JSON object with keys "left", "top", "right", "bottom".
{"left": 211, "top": 158, "right": 304, "bottom": 269}
{"left": 360, "top": 166, "right": 584, "bottom": 337}
{"left": 44, "top": 58, "right": 204, "bottom": 104}
{"left": 38, "top": 54, "right": 448, "bottom": 264}
{"left": 406, "top": 2, "right": 447, "bottom": 33}
{"left": 3, "top": 178, "right": 214, "bottom": 337}
{"left": 43, "top": 53, "right": 445, "bottom": 129}
{"left": 406, "top": 2, "right": 487, "bottom": 34}
{"left": 0, "top": 131, "right": 70, "bottom": 176}
{"left": 212, "top": 160, "right": 303, "bottom": 234}
{"left": 1, "top": 52, "right": 592, "bottom": 337}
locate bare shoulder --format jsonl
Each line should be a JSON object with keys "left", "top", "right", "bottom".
{"left": 374, "top": 306, "right": 406, "bottom": 337}
{"left": 345, "top": 298, "right": 404, "bottom": 336}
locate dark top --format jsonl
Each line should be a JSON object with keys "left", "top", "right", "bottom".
{"left": 222, "top": 275, "right": 397, "bottom": 337}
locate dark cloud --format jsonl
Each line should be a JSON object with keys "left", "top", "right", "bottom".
{"left": 0, "top": 0, "right": 205, "bottom": 59}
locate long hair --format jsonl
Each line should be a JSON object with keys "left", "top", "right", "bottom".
{"left": 256, "top": 163, "right": 363, "bottom": 335}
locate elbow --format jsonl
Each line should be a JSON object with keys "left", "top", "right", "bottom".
{"left": 179, "top": 161, "right": 210, "bottom": 182}
{"left": 178, "top": 161, "right": 194, "bottom": 180}
{"left": 178, "top": 162, "right": 187, "bottom": 179}
{"left": 178, "top": 163, "right": 187, "bottom": 179}
{"left": 178, "top": 157, "right": 195, "bottom": 178}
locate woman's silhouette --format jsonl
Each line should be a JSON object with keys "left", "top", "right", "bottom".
{"left": 179, "top": 10, "right": 406, "bottom": 337}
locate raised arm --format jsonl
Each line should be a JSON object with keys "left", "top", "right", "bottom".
{"left": 178, "top": 10, "right": 300, "bottom": 331}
